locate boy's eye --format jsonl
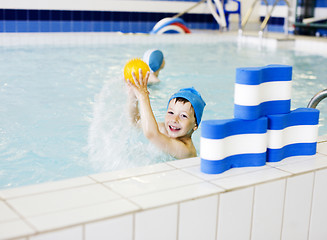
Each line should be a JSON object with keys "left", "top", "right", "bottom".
{"left": 168, "top": 111, "right": 174, "bottom": 115}
{"left": 181, "top": 114, "right": 188, "bottom": 118}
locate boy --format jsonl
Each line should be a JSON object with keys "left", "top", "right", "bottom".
{"left": 126, "top": 69, "right": 206, "bottom": 159}
{"left": 142, "top": 49, "right": 165, "bottom": 84}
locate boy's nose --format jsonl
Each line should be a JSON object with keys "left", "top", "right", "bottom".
{"left": 171, "top": 115, "right": 179, "bottom": 122}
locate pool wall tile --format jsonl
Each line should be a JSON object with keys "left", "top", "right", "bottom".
{"left": 29, "top": 226, "right": 83, "bottom": 240}
{"left": 309, "top": 168, "right": 327, "bottom": 239}
{"left": 178, "top": 195, "right": 218, "bottom": 240}
{"left": 251, "top": 179, "right": 285, "bottom": 240}
{"left": 135, "top": 205, "right": 178, "bottom": 240}
{"left": 217, "top": 187, "right": 254, "bottom": 240}
{"left": 85, "top": 215, "right": 133, "bottom": 240}
{"left": 0, "top": 7, "right": 218, "bottom": 33}
{"left": 281, "top": 173, "right": 314, "bottom": 240}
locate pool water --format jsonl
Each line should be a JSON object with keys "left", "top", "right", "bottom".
{"left": 0, "top": 38, "right": 326, "bottom": 189}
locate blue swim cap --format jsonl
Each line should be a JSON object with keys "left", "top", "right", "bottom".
{"left": 168, "top": 87, "right": 206, "bottom": 126}
{"left": 143, "top": 49, "right": 164, "bottom": 72}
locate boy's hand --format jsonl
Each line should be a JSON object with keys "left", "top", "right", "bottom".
{"left": 127, "top": 68, "right": 150, "bottom": 100}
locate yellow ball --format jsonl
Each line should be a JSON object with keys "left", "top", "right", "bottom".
{"left": 124, "top": 58, "right": 150, "bottom": 85}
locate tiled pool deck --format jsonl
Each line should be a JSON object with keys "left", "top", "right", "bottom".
{"left": 1, "top": 135, "right": 327, "bottom": 239}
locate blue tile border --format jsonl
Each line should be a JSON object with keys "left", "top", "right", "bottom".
{"left": 0, "top": 9, "right": 218, "bottom": 33}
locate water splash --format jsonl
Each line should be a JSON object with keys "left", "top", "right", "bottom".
{"left": 87, "top": 76, "right": 172, "bottom": 173}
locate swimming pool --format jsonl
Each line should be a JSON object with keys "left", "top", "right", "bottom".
{"left": 0, "top": 33, "right": 326, "bottom": 189}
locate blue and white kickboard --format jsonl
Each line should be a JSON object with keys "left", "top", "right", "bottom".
{"left": 200, "top": 117, "right": 267, "bottom": 174}
{"left": 234, "top": 65, "right": 292, "bottom": 120}
{"left": 267, "top": 108, "right": 320, "bottom": 162}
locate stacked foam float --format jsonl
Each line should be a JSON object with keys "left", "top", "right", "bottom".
{"left": 150, "top": 17, "right": 191, "bottom": 34}
{"left": 201, "top": 65, "right": 320, "bottom": 174}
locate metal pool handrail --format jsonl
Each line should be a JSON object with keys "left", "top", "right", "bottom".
{"left": 307, "top": 89, "right": 327, "bottom": 109}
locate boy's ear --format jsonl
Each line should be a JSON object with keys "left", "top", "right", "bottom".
{"left": 193, "top": 125, "right": 198, "bottom": 131}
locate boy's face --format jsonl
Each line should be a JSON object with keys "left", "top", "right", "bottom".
{"left": 165, "top": 99, "right": 197, "bottom": 139}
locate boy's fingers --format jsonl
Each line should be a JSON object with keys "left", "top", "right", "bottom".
{"left": 126, "top": 79, "right": 133, "bottom": 88}
{"left": 131, "top": 71, "right": 140, "bottom": 87}
{"left": 144, "top": 71, "right": 150, "bottom": 85}
{"left": 138, "top": 68, "right": 144, "bottom": 85}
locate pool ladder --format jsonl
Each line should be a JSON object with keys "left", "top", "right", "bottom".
{"left": 307, "top": 89, "right": 327, "bottom": 109}
{"left": 240, "top": 0, "right": 291, "bottom": 37}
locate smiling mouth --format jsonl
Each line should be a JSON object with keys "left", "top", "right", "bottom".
{"left": 169, "top": 125, "right": 181, "bottom": 132}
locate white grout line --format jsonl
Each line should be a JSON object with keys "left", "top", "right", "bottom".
{"left": 2, "top": 200, "right": 38, "bottom": 237}
{"left": 306, "top": 171, "right": 316, "bottom": 240}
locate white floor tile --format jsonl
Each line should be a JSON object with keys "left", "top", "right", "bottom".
{"left": 85, "top": 215, "right": 133, "bottom": 240}
{"left": 135, "top": 205, "right": 178, "bottom": 240}
{"left": 0, "top": 219, "right": 35, "bottom": 240}
{"left": 105, "top": 169, "right": 202, "bottom": 197}
{"left": 7, "top": 184, "right": 120, "bottom": 217}
{"left": 179, "top": 195, "right": 218, "bottom": 240}
{"left": 27, "top": 199, "right": 139, "bottom": 232}
{"left": 166, "top": 157, "right": 200, "bottom": 169}
{"left": 217, "top": 187, "right": 254, "bottom": 240}
{"left": 309, "top": 168, "right": 327, "bottom": 240}
{"left": 317, "top": 141, "right": 327, "bottom": 155}
{"left": 0, "top": 200, "right": 20, "bottom": 222}
{"left": 211, "top": 167, "right": 290, "bottom": 190}
{"left": 267, "top": 154, "right": 322, "bottom": 168}
{"left": 30, "top": 226, "right": 83, "bottom": 240}
{"left": 0, "top": 177, "right": 95, "bottom": 200}
{"left": 273, "top": 154, "right": 327, "bottom": 174}
{"left": 90, "top": 163, "right": 174, "bottom": 182}
{"left": 251, "top": 179, "right": 286, "bottom": 240}
{"left": 130, "top": 182, "right": 224, "bottom": 209}
{"left": 282, "top": 173, "right": 314, "bottom": 240}
{"left": 183, "top": 164, "right": 271, "bottom": 181}
{"left": 317, "top": 134, "right": 327, "bottom": 143}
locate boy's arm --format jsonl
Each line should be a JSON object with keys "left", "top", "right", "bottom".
{"left": 127, "top": 87, "right": 141, "bottom": 128}
{"left": 127, "top": 69, "right": 196, "bottom": 159}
